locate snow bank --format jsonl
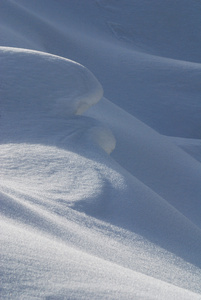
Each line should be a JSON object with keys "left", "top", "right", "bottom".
{"left": 86, "top": 98, "right": 201, "bottom": 229}
{"left": 5, "top": 0, "right": 201, "bottom": 137}
{"left": 0, "top": 47, "right": 117, "bottom": 154}
{"left": 0, "top": 47, "right": 103, "bottom": 117}
{"left": 1, "top": 1, "right": 201, "bottom": 299}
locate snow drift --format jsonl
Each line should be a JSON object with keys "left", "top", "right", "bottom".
{"left": 1, "top": 1, "right": 201, "bottom": 299}
{"left": 0, "top": 47, "right": 103, "bottom": 117}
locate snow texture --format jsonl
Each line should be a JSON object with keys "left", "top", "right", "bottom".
{"left": 0, "top": 1, "right": 201, "bottom": 299}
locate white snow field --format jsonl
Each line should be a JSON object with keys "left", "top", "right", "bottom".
{"left": 1, "top": 1, "right": 201, "bottom": 299}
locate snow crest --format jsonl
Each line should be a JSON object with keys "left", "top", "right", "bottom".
{"left": 0, "top": 47, "right": 103, "bottom": 116}
{"left": 1, "top": 1, "right": 201, "bottom": 299}
{"left": 0, "top": 47, "right": 116, "bottom": 154}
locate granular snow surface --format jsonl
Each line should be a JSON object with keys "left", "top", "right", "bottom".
{"left": 1, "top": 1, "right": 201, "bottom": 299}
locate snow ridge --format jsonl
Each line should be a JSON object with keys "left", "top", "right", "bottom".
{"left": 0, "top": 47, "right": 116, "bottom": 154}
{"left": 1, "top": 1, "right": 201, "bottom": 299}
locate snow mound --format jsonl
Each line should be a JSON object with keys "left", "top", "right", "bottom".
{"left": 1, "top": 2, "right": 201, "bottom": 299}
{"left": 86, "top": 98, "right": 201, "bottom": 229}
{"left": 0, "top": 47, "right": 103, "bottom": 117}
{"left": 2, "top": 1, "right": 201, "bottom": 137}
{"left": 0, "top": 47, "right": 117, "bottom": 154}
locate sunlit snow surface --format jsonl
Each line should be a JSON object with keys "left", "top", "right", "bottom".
{"left": 1, "top": 1, "right": 201, "bottom": 299}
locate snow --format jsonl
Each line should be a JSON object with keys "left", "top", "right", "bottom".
{"left": 1, "top": 1, "right": 201, "bottom": 299}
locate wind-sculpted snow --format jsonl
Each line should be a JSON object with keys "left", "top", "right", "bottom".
{"left": 1, "top": 1, "right": 201, "bottom": 299}
{"left": 1, "top": 47, "right": 118, "bottom": 152}
{"left": 0, "top": 47, "right": 103, "bottom": 117}
{"left": 1, "top": 216, "right": 201, "bottom": 300}
{"left": 3, "top": 0, "right": 201, "bottom": 137}
{"left": 86, "top": 98, "right": 201, "bottom": 229}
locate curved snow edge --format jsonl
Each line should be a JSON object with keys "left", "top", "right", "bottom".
{"left": 1, "top": 47, "right": 116, "bottom": 154}
{"left": 0, "top": 46, "right": 103, "bottom": 116}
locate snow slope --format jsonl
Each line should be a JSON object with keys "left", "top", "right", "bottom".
{"left": 0, "top": 1, "right": 201, "bottom": 299}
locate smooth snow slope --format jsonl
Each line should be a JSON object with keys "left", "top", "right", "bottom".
{"left": 0, "top": 1, "right": 201, "bottom": 299}
{"left": 1, "top": 0, "right": 201, "bottom": 137}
